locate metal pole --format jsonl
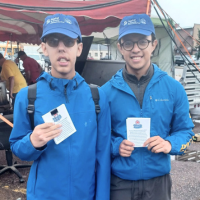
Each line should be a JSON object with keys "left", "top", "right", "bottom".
{"left": 10, "top": 33, "right": 13, "bottom": 59}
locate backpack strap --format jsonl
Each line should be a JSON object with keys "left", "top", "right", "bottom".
{"left": 27, "top": 83, "right": 100, "bottom": 129}
{"left": 89, "top": 84, "right": 100, "bottom": 120}
{"left": 27, "top": 83, "right": 37, "bottom": 130}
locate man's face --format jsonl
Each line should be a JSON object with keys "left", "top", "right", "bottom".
{"left": 117, "top": 33, "right": 157, "bottom": 75}
{"left": 41, "top": 33, "right": 83, "bottom": 79}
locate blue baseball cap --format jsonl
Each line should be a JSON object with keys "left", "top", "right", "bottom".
{"left": 41, "top": 14, "right": 82, "bottom": 42}
{"left": 118, "top": 14, "right": 155, "bottom": 40}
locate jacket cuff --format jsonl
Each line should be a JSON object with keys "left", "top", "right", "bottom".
{"left": 112, "top": 137, "right": 123, "bottom": 157}
{"left": 165, "top": 136, "right": 179, "bottom": 155}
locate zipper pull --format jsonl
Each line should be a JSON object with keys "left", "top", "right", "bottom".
{"left": 150, "top": 96, "right": 154, "bottom": 108}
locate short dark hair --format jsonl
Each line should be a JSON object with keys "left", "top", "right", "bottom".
{"left": 0, "top": 53, "right": 3, "bottom": 59}
{"left": 151, "top": 33, "right": 156, "bottom": 42}
{"left": 17, "top": 51, "right": 26, "bottom": 58}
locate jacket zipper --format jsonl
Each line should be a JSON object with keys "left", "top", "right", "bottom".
{"left": 69, "top": 139, "right": 71, "bottom": 199}
{"left": 64, "top": 84, "right": 69, "bottom": 103}
{"left": 137, "top": 83, "right": 144, "bottom": 179}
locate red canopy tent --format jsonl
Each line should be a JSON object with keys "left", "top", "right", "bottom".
{"left": 0, "top": 0, "right": 150, "bottom": 44}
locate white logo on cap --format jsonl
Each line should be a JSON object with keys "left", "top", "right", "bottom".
{"left": 140, "top": 18, "right": 146, "bottom": 24}
{"left": 47, "top": 17, "right": 72, "bottom": 25}
{"left": 127, "top": 18, "right": 147, "bottom": 25}
{"left": 65, "top": 18, "right": 72, "bottom": 24}
{"left": 46, "top": 19, "right": 51, "bottom": 25}
{"left": 124, "top": 21, "right": 128, "bottom": 26}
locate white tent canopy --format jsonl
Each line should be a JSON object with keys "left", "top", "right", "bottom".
{"left": 86, "top": 17, "right": 174, "bottom": 77}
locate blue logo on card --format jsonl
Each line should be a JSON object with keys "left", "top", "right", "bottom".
{"left": 133, "top": 120, "right": 142, "bottom": 128}
{"left": 52, "top": 114, "right": 62, "bottom": 122}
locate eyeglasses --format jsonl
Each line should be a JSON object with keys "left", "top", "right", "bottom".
{"left": 121, "top": 39, "right": 152, "bottom": 51}
{"left": 44, "top": 35, "right": 78, "bottom": 48}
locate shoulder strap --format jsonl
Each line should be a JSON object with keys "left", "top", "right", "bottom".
{"left": 27, "top": 83, "right": 37, "bottom": 130}
{"left": 89, "top": 84, "right": 100, "bottom": 119}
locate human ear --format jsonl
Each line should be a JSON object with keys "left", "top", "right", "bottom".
{"left": 117, "top": 42, "right": 123, "bottom": 55}
{"left": 76, "top": 43, "right": 83, "bottom": 57}
{"left": 152, "top": 39, "right": 158, "bottom": 51}
{"left": 41, "top": 42, "right": 49, "bottom": 56}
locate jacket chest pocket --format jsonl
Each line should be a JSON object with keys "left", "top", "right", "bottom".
{"left": 148, "top": 94, "right": 173, "bottom": 136}
{"left": 149, "top": 94, "right": 172, "bottom": 112}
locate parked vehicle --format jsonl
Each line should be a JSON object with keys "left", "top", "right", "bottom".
{"left": 174, "top": 55, "right": 199, "bottom": 66}
{"left": 174, "top": 55, "right": 184, "bottom": 66}
{"left": 100, "top": 55, "right": 111, "bottom": 60}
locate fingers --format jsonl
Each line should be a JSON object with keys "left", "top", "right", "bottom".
{"left": 119, "top": 140, "right": 134, "bottom": 157}
{"left": 144, "top": 137, "right": 172, "bottom": 154}
{"left": 45, "top": 127, "right": 62, "bottom": 139}
{"left": 147, "top": 140, "right": 161, "bottom": 151}
{"left": 119, "top": 149, "right": 133, "bottom": 157}
{"left": 31, "top": 123, "right": 62, "bottom": 148}
{"left": 123, "top": 140, "right": 134, "bottom": 146}
{"left": 42, "top": 123, "right": 62, "bottom": 134}
{"left": 143, "top": 136, "right": 159, "bottom": 147}
{"left": 36, "top": 122, "right": 58, "bottom": 129}
{"left": 150, "top": 143, "right": 164, "bottom": 153}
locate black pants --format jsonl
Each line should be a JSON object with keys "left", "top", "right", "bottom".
{"left": 12, "top": 93, "right": 17, "bottom": 109}
{"left": 110, "top": 174, "right": 172, "bottom": 200}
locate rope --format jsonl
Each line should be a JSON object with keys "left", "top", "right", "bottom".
{"left": 0, "top": 114, "right": 13, "bottom": 128}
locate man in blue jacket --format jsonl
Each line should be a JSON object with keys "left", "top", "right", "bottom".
{"left": 9, "top": 14, "right": 111, "bottom": 200}
{"left": 102, "top": 14, "right": 194, "bottom": 200}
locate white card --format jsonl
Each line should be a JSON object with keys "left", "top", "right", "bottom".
{"left": 126, "top": 118, "right": 150, "bottom": 147}
{"left": 42, "top": 104, "right": 76, "bottom": 144}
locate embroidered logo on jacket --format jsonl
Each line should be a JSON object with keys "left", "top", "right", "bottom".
{"left": 155, "top": 99, "right": 169, "bottom": 102}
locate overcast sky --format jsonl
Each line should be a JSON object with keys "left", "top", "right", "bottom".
{"left": 151, "top": 0, "right": 200, "bottom": 28}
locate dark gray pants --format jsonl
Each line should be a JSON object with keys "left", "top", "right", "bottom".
{"left": 110, "top": 174, "right": 172, "bottom": 200}
{"left": 12, "top": 93, "right": 17, "bottom": 109}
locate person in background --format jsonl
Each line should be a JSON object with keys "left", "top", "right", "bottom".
{"left": 102, "top": 13, "right": 194, "bottom": 200}
{"left": 0, "top": 53, "right": 26, "bottom": 108}
{"left": 17, "top": 51, "right": 42, "bottom": 85}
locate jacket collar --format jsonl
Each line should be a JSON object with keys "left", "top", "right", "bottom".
{"left": 110, "top": 64, "right": 167, "bottom": 94}
{"left": 37, "top": 71, "right": 85, "bottom": 91}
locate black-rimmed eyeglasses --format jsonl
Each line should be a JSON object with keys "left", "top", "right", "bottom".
{"left": 121, "top": 39, "right": 152, "bottom": 51}
{"left": 43, "top": 34, "right": 79, "bottom": 48}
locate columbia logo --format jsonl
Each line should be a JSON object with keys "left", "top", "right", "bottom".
{"left": 155, "top": 99, "right": 169, "bottom": 102}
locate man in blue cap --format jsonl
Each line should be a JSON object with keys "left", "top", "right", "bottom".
{"left": 102, "top": 14, "right": 194, "bottom": 200}
{"left": 10, "top": 14, "right": 111, "bottom": 200}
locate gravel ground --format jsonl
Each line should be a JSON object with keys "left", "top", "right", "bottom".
{"left": 0, "top": 123, "right": 200, "bottom": 200}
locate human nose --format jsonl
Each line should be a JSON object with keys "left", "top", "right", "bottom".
{"left": 57, "top": 40, "right": 66, "bottom": 51}
{"left": 132, "top": 42, "right": 140, "bottom": 52}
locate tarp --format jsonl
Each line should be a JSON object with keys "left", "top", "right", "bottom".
{"left": 0, "top": 0, "right": 150, "bottom": 44}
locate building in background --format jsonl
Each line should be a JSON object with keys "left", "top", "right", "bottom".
{"left": 89, "top": 44, "right": 109, "bottom": 60}
{"left": 174, "top": 24, "right": 200, "bottom": 56}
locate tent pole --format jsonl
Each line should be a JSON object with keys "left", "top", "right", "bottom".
{"left": 146, "top": 0, "right": 151, "bottom": 15}
{"left": 108, "top": 45, "right": 110, "bottom": 60}
{"left": 10, "top": 33, "right": 13, "bottom": 59}
{"left": 4, "top": 41, "right": 9, "bottom": 57}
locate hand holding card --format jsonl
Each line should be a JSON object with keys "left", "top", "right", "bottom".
{"left": 42, "top": 104, "right": 76, "bottom": 144}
